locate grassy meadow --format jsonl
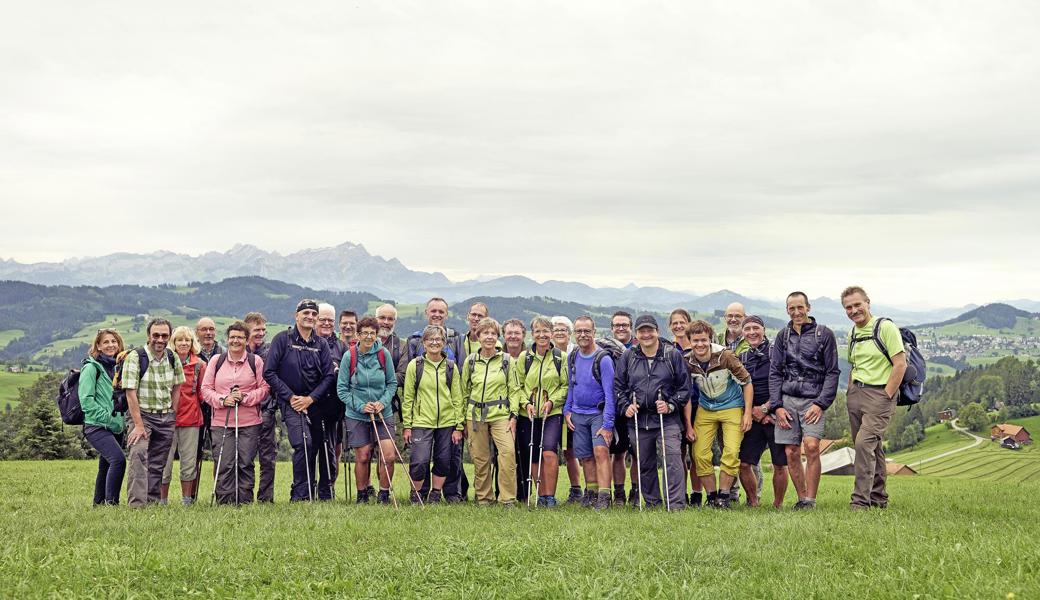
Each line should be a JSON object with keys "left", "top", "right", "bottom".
{"left": 0, "top": 460, "right": 1037, "bottom": 599}
{"left": 0, "top": 370, "right": 46, "bottom": 410}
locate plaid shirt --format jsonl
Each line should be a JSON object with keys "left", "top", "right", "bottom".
{"left": 123, "top": 347, "right": 186, "bottom": 412}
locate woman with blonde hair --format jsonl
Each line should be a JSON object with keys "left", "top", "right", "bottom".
{"left": 160, "top": 326, "right": 207, "bottom": 505}
{"left": 80, "top": 328, "right": 128, "bottom": 505}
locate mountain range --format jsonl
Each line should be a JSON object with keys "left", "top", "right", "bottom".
{"left": 0, "top": 242, "right": 1017, "bottom": 326}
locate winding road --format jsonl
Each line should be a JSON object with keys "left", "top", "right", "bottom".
{"left": 910, "top": 419, "right": 985, "bottom": 467}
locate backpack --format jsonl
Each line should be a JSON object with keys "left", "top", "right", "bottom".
{"left": 849, "top": 317, "right": 927, "bottom": 406}
{"left": 211, "top": 352, "right": 257, "bottom": 379}
{"left": 413, "top": 357, "right": 456, "bottom": 396}
{"left": 348, "top": 346, "right": 388, "bottom": 380}
{"left": 467, "top": 352, "right": 511, "bottom": 387}
{"left": 523, "top": 346, "right": 563, "bottom": 379}
{"left": 111, "top": 347, "right": 177, "bottom": 413}
{"left": 567, "top": 338, "right": 624, "bottom": 386}
{"left": 56, "top": 364, "right": 86, "bottom": 425}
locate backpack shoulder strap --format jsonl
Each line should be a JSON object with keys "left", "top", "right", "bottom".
{"left": 446, "top": 360, "right": 455, "bottom": 388}
{"left": 567, "top": 349, "right": 578, "bottom": 379}
{"left": 552, "top": 347, "right": 563, "bottom": 375}
{"left": 377, "top": 347, "right": 388, "bottom": 372}
{"left": 247, "top": 352, "right": 257, "bottom": 377}
{"left": 467, "top": 354, "right": 477, "bottom": 380}
{"left": 524, "top": 352, "right": 534, "bottom": 376}
{"left": 213, "top": 353, "right": 228, "bottom": 377}
{"left": 348, "top": 347, "right": 358, "bottom": 379}
{"left": 136, "top": 347, "right": 149, "bottom": 378}
{"left": 413, "top": 357, "right": 425, "bottom": 395}
{"left": 165, "top": 348, "right": 176, "bottom": 369}
{"left": 193, "top": 360, "right": 202, "bottom": 396}
{"left": 501, "top": 354, "right": 510, "bottom": 384}
{"left": 873, "top": 318, "right": 893, "bottom": 364}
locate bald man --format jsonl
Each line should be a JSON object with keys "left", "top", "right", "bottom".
{"left": 195, "top": 317, "right": 223, "bottom": 362}
{"left": 719, "top": 303, "right": 750, "bottom": 356}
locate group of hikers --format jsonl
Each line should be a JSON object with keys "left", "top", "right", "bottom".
{"left": 76, "top": 285, "right": 907, "bottom": 512}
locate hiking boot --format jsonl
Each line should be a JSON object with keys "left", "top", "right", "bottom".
{"left": 628, "top": 487, "right": 640, "bottom": 508}
{"left": 689, "top": 492, "right": 702, "bottom": 508}
{"left": 410, "top": 491, "right": 423, "bottom": 505}
{"left": 566, "top": 486, "right": 583, "bottom": 504}
{"left": 356, "top": 489, "right": 370, "bottom": 504}
{"left": 428, "top": 489, "right": 444, "bottom": 504}
{"left": 580, "top": 489, "right": 596, "bottom": 508}
{"left": 850, "top": 503, "right": 869, "bottom": 512}
{"left": 182, "top": 497, "right": 194, "bottom": 507}
{"left": 613, "top": 488, "right": 626, "bottom": 507}
{"left": 714, "top": 494, "right": 732, "bottom": 509}
{"left": 793, "top": 499, "right": 816, "bottom": 510}
{"left": 594, "top": 492, "right": 611, "bottom": 511}
{"left": 870, "top": 501, "right": 888, "bottom": 509}
{"left": 536, "top": 495, "right": 558, "bottom": 508}
{"left": 376, "top": 490, "right": 391, "bottom": 505}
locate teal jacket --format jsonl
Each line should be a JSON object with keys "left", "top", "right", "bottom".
{"left": 78, "top": 357, "right": 125, "bottom": 434}
{"left": 337, "top": 341, "right": 397, "bottom": 421}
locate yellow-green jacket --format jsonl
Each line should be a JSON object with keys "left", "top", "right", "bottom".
{"left": 402, "top": 355, "right": 464, "bottom": 431}
{"left": 461, "top": 350, "right": 522, "bottom": 423}
{"left": 517, "top": 344, "right": 568, "bottom": 418}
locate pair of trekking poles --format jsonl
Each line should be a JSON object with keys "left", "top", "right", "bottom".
{"left": 211, "top": 386, "right": 241, "bottom": 506}
{"left": 339, "top": 410, "right": 428, "bottom": 509}
{"left": 630, "top": 391, "right": 672, "bottom": 512}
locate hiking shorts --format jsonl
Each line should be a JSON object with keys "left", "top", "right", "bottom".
{"left": 610, "top": 415, "right": 632, "bottom": 455}
{"left": 739, "top": 417, "right": 787, "bottom": 467}
{"left": 773, "top": 395, "right": 824, "bottom": 446}
{"left": 570, "top": 412, "right": 608, "bottom": 460}
{"left": 345, "top": 416, "right": 396, "bottom": 449}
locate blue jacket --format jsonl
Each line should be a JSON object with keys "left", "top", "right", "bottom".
{"left": 337, "top": 341, "right": 397, "bottom": 421}
{"left": 263, "top": 326, "right": 337, "bottom": 417}
{"left": 767, "top": 318, "right": 840, "bottom": 411}
{"left": 614, "top": 343, "right": 691, "bottom": 430}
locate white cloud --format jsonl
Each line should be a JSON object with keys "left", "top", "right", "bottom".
{"left": 1, "top": 0, "right": 1038, "bottom": 305}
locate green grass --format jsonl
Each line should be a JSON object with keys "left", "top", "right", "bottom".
{"left": 0, "top": 462, "right": 1037, "bottom": 598}
{"left": 32, "top": 314, "right": 290, "bottom": 360}
{"left": 917, "top": 316, "right": 1040, "bottom": 337}
{"left": 890, "top": 423, "right": 973, "bottom": 465}
{"left": 0, "top": 329, "right": 24, "bottom": 350}
{"left": 917, "top": 428, "right": 1040, "bottom": 483}
{"left": 0, "top": 370, "right": 46, "bottom": 409}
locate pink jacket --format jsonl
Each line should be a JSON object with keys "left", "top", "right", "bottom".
{"left": 201, "top": 352, "right": 270, "bottom": 428}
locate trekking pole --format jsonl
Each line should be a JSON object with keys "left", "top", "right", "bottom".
{"left": 211, "top": 403, "right": 232, "bottom": 506}
{"left": 370, "top": 413, "right": 399, "bottom": 508}
{"left": 343, "top": 418, "right": 352, "bottom": 501}
{"left": 658, "top": 391, "right": 670, "bottom": 512}
{"left": 631, "top": 392, "right": 643, "bottom": 512}
{"left": 379, "top": 413, "right": 424, "bottom": 508}
{"left": 526, "top": 393, "right": 537, "bottom": 508}
{"left": 320, "top": 419, "right": 335, "bottom": 500}
{"left": 534, "top": 390, "right": 549, "bottom": 506}
{"left": 234, "top": 399, "right": 240, "bottom": 505}
{"left": 301, "top": 411, "right": 313, "bottom": 502}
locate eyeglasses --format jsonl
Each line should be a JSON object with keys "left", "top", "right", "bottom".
{"left": 150, "top": 333, "right": 171, "bottom": 339}
{"left": 317, "top": 318, "right": 335, "bottom": 324}
{"left": 611, "top": 323, "right": 631, "bottom": 329}
{"left": 426, "top": 338, "right": 445, "bottom": 344}
{"left": 552, "top": 329, "right": 570, "bottom": 335}
{"left": 359, "top": 331, "right": 378, "bottom": 338}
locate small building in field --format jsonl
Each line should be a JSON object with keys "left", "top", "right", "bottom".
{"left": 990, "top": 424, "right": 1032, "bottom": 444}
{"left": 801, "top": 438, "right": 838, "bottom": 456}
{"left": 1001, "top": 437, "right": 1022, "bottom": 450}
{"left": 885, "top": 463, "right": 918, "bottom": 476}
{"left": 820, "top": 447, "right": 857, "bottom": 476}
{"left": 938, "top": 408, "right": 956, "bottom": 423}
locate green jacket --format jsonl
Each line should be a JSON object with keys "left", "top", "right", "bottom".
{"left": 402, "top": 355, "right": 464, "bottom": 430}
{"left": 460, "top": 350, "right": 522, "bottom": 423}
{"left": 518, "top": 345, "right": 569, "bottom": 417}
{"left": 78, "top": 357, "right": 125, "bottom": 434}
{"left": 717, "top": 331, "right": 750, "bottom": 357}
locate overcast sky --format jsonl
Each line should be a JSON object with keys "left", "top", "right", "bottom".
{"left": 2, "top": 1, "right": 1038, "bottom": 307}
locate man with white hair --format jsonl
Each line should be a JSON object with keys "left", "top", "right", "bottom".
{"left": 314, "top": 302, "right": 345, "bottom": 497}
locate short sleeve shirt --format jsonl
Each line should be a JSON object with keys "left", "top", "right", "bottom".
{"left": 848, "top": 318, "right": 905, "bottom": 386}
{"left": 122, "top": 347, "right": 186, "bottom": 412}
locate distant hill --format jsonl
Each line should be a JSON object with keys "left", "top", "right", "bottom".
{"left": 916, "top": 303, "right": 1038, "bottom": 331}
{"left": 0, "top": 242, "right": 977, "bottom": 324}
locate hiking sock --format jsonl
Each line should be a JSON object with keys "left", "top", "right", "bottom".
{"left": 586, "top": 483, "right": 599, "bottom": 493}
{"left": 691, "top": 491, "right": 702, "bottom": 507}
{"left": 569, "top": 485, "right": 582, "bottom": 494}
{"left": 614, "top": 484, "right": 625, "bottom": 497}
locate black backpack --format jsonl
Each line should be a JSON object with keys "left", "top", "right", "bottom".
{"left": 112, "top": 347, "right": 177, "bottom": 413}
{"left": 467, "top": 352, "right": 511, "bottom": 386}
{"left": 56, "top": 364, "right": 86, "bottom": 425}
{"left": 413, "top": 357, "right": 456, "bottom": 396}
{"left": 849, "top": 317, "right": 927, "bottom": 407}
{"left": 523, "top": 346, "right": 563, "bottom": 379}
{"left": 567, "top": 338, "right": 624, "bottom": 386}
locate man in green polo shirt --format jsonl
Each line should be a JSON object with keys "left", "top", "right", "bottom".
{"left": 842, "top": 286, "right": 906, "bottom": 510}
{"left": 124, "top": 318, "right": 185, "bottom": 507}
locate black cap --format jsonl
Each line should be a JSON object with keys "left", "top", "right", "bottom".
{"left": 296, "top": 299, "right": 319, "bottom": 313}
{"left": 634, "top": 314, "right": 658, "bottom": 331}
